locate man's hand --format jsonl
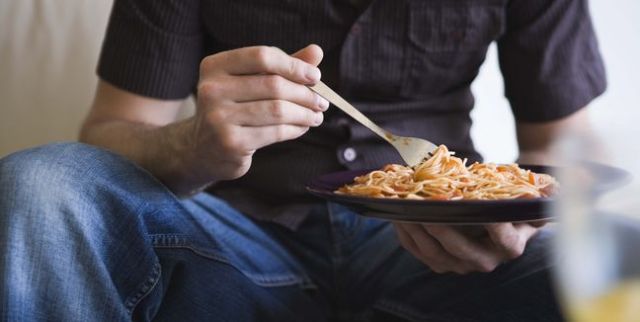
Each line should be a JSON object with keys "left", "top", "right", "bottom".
{"left": 184, "top": 44, "right": 329, "bottom": 183}
{"left": 393, "top": 222, "right": 542, "bottom": 274}
{"left": 80, "top": 44, "right": 328, "bottom": 196}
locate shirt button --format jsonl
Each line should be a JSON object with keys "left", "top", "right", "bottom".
{"left": 343, "top": 147, "right": 358, "bottom": 162}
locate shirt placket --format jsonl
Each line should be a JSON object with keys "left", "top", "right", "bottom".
{"left": 336, "top": 0, "right": 410, "bottom": 170}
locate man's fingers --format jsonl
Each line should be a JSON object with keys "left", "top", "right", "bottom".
{"left": 230, "top": 75, "right": 329, "bottom": 111}
{"left": 204, "top": 46, "right": 321, "bottom": 84}
{"left": 423, "top": 225, "right": 502, "bottom": 272}
{"left": 211, "top": 123, "right": 310, "bottom": 158}
{"left": 484, "top": 223, "right": 531, "bottom": 260}
{"left": 291, "top": 44, "right": 324, "bottom": 66}
{"left": 514, "top": 223, "right": 540, "bottom": 244}
{"left": 528, "top": 219, "right": 549, "bottom": 228}
{"left": 399, "top": 223, "right": 470, "bottom": 274}
{"left": 199, "top": 75, "right": 329, "bottom": 112}
{"left": 396, "top": 223, "right": 449, "bottom": 272}
{"left": 393, "top": 224, "right": 422, "bottom": 260}
{"left": 230, "top": 100, "right": 323, "bottom": 127}
{"left": 239, "top": 125, "right": 310, "bottom": 150}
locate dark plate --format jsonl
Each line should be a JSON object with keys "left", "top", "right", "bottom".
{"left": 306, "top": 163, "right": 631, "bottom": 224}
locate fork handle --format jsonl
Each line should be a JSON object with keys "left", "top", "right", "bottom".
{"left": 309, "top": 81, "right": 392, "bottom": 143}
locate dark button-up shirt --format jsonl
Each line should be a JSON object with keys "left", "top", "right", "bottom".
{"left": 98, "top": 0, "right": 606, "bottom": 229}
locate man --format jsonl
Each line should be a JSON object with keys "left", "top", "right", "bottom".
{"left": 0, "top": 0, "right": 605, "bottom": 321}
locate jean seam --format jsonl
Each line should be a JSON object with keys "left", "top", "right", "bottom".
{"left": 153, "top": 244, "right": 315, "bottom": 288}
{"left": 150, "top": 232, "right": 316, "bottom": 288}
{"left": 342, "top": 214, "right": 364, "bottom": 244}
{"left": 327, "top": 203, "right": 365, "bottom": 245}
{"left": 327, "top": 203, "right": 344, "bottom": 259}
{"left": 124, "top": 261, "right": 162, "bottom": 317}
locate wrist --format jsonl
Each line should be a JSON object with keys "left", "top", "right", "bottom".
{"left": 150, "top": 118, "right": 216, "bottom": 196}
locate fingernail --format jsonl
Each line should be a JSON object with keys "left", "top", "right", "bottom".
{"left": 307, "top": 67, "right": 321, "bottom": 83}
{"left": 317, "top": 95, "right": 330, "bottom": 111}
{"left": 314, "top": 112, "right": 324, "bottom": 126}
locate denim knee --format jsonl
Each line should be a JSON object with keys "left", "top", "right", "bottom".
{"left": 0, "top": 142, "right": 168, "bottom": 216}
{"left": 2, "top": 143, "right": 110, "bottom": 206}
{"left": 0, "top": 143, "right": 168, "bottom": 320}
{"left": 0, "top": 141, "right": 174, "bottom": 248}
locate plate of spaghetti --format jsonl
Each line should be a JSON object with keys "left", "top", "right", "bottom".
{"left": 306, "top": 145, "right": 629, "bottom": 223}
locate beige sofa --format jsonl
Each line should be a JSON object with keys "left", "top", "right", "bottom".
{"left": 0, "top": 1, "right": 113, "bottom": 156}
{"left": 0, "top": 0, "right": 194, "bottom": 157}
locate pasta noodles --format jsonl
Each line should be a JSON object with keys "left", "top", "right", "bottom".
{"left": 336, "top": 145, "right": 558, "bottom": 200}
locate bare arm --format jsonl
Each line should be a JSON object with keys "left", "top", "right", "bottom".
{"left": 515, "top": 107, "right": 593, "bottom": 164}
{"left": 80, "top": 45, "right": 328, "bottom": 196}
{"left": 79, "top": 81, "right": 197, "bottom": 194}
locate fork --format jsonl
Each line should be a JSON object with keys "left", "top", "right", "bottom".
{"left": 309, "top": 81, "right": 437, "bottom": 167}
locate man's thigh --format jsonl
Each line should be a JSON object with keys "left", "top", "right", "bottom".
{"left": 0, "top": 143, "right": 326, "bottom": 321}
{"left": 137, "top": 193, "right": 327, "bottom": 321}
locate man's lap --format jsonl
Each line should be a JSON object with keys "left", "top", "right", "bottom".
{"left": 160, "top": 194, "right": 561, "bottom": 321}
{"left": 0, "top": 143, "right": 562, "bottom": 321}
{"left": 250, "top": 201, "right": 561, "bottom": 321}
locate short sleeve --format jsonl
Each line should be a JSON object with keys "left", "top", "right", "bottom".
{"left": 498, "top": 0, "right": 606, "bottom": 122}
{"left": 97, "top": 0, "right": 203, "bottom": 100}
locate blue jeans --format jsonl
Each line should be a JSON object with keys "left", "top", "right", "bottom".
{"left": 0, "top": 143, "right": 563, "bottom": 321}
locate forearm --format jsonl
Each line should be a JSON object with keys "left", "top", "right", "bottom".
{"left": 516, "top": 149, "right": 554, "bottom": 165}
{"left": 79, "top": 118, "right": 210, "bottom": 196}
{"left": 515, "top": 108, "right": 598, "bottom": 165}
{"left": 515, "top": 120, "right": 566, "bottom": 165}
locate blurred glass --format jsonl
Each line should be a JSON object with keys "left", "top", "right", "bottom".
{"left": 552, "top": 128, "right": 640, "bottom": 322}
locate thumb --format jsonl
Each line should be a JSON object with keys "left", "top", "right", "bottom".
{"left": 291, "top": 44, "right": 324, "bottom": 67}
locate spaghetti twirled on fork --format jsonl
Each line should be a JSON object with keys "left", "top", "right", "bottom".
{"left": 336, "top": 145, "right": 557, "bottom": 200}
